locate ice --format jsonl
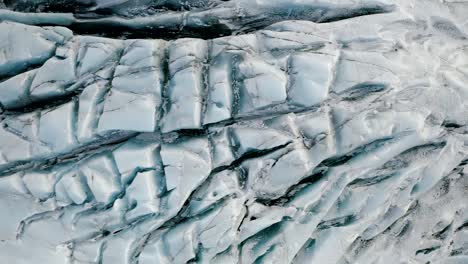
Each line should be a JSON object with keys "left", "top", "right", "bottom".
{"left": 112, "top": 139, "right": 159, "bottom": 184}
{"left": 161, "top": 39, "right": 207, "bottom": 133}
{"left": 230, "top": 126, "right": 292, "bottom": 157}
{"left": 208, "top": 128, "right": 235, "bottom": 168}
{"left": 288, "top": 52, "right": 335, "bottom": 107}
{"left": 0, "top": 70, "right": 36, "bottom": 109}
{"left": 332, "top": 51, "right": 399, "bottom": 94}
{"left": 203, "top": 53, "right": 235, "bottom": 125}
{"left": 0, "top": 126, "right": 34, "bottom": 164}
{"left": 76, "top": 37, "right": 123, "bottom": 76}
{"left": 29, "top": 46, "right": 76, "bottom": 100}
{"left": 249, "top": 146, "right": 313, "bottom": 199}
{"left": 97, "top": 89, "right": 158, "bottom": 133}
{"left": 237, "top": 56, "right": 287, "bottom": 113}
{"left": 55, "top": 169, "right": 89, "bottom": 205}
{"left": 124, "top": 170, "right": 161, "bottom": 221}
{"left": 160, "top": 137, "right": 211, "bottom": 195}
{"left": 38, "top": 101, "right": 77, "bottom": 152}
{"left": 0, "top": 1, "right": 468, "bottom": 263}
{"left": 0, "top": 22, "right": 71, "bottom": 79}
{"left": 77, "top": 80, "right": 109, "bottom": 141}
{"left": 80, "top": 153, "right": 122, "bottom": 204}
{"left": 187, "top": 169, "right": 240, "bottom": 215}
{"left": 23, "top": 171, "right": 56, "bottom": 201}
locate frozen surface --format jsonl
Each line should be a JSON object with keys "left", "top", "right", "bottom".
{"left": 0, "top": 0, "right": 468, "bottom": 263}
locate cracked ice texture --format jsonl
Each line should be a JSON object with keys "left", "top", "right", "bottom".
{"left": 0, "top": 0, "right": 468, "bottom": 263}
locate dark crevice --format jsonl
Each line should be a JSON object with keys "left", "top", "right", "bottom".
{"left": 0, "top": 110, "right": 295, "bottom": 177}
{"left": 3, "top": 0, "right": 94, "bottom": 13}
{"left": 163, "top": 194, "right": 232, "bottom": 230}
{"left": 317, "top": 4, "right": 395, "bottom": 23}
{"left": 322, "top": 136, "right": 398, "bottom": 167}
{"left": 339, "top": 236, "right": 376, "bottom": 264}
{"left": 339, "top": 82, "right": 388, "bottom": 101}
{"left": 256, "top": 167, "right": 328, "bottom": 207}
{"left": 211, "top": 141, "right": 292, "bottom": 175}
{"left": 157, "top": 45, "right": 170, "bottom": 132}
{"left": 236, "top": 201, "right": 249, "bottom": 232}
{"left": 316, "top": 214, "right": 357, "bottom": 230}
{"left": 450, "top": 247, "right": 468, "bottom": 256}
{"left": 256, "top": 136, "right": 401, "bottom": 207}
{"left": 415, "top": 245, "right": 441, "bottom": 255}
{"left": 1, "top": 3, "right": 395, "bottom": 40}
{"left": 130, "top": 163, "right": 249, "bottom": 259}
{"left": 0, "top": 131, "right": 138, "bottom": 176}
{"left": 2, "top": 88, "right": 84, "bottom": 115}
{"left": 235, "top": 3, "right": 394, "bottom": 33}
{"left": 240, "top": 220, "right": 283, "bottom": 247}
{"left": 378, "top": 141, "right": 447, "bottom": 171}
{"left": 65, "top": 21, "right": 234, "bottom": 40}
{"left": 122, "top": 173, "right": 240, "bottom": 261}
{"left": 145, "top": 194, "right": 232, "bottom": 244}
{"left": 432, "top": 222, "right": 452, "bottom": 240}
{"left": 168, "top": 129, "right": 210, "bottom": 141}
{"left": 3, "top": 0, "right": 219, "bottom": 14}
{"left": 455, "top": 220, "right": 468, "bottom": 232}
{"left": 187, "top": 243, "right": 204, "bottom": 264}
{"left": 129, "top": 233, "right": 151, "bottom": 264}
{"left": 442, "top": 120, "right": 465, "bottom": 129}
{"left": 204, "top": 101, "right": 325, "bottom": 131}
{"left": 348, "top": 172, "right": 398, "bottom": 188}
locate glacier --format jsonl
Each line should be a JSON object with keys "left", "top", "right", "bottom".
{"left": 0, "top": 0, "right": 467, "bottom": 263}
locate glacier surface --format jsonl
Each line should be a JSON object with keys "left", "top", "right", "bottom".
{"left": 0, "top": 0, "right": 468, "bottom": 263}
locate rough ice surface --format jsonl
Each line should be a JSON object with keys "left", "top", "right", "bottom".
{"left": 0, "top": 0, "right": 468, "bottom": 263}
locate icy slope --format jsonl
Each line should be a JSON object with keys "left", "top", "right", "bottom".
{"left": 0, "top": 0, "right": 468, "bottom": 263}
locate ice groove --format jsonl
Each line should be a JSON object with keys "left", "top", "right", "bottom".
{"left": 1, "top": 1, "right": 468, "bottom": 263}
{"left": 0, "top": 1, "right": 395, "bottom": 40}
